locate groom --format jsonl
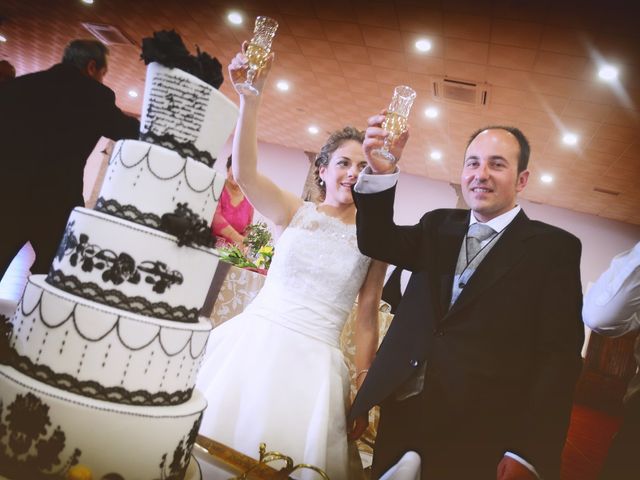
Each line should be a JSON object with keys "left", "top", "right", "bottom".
{"left": 349, "top": 116, "right": 584, "bottom": 480}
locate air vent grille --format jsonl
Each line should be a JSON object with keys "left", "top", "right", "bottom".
{"left": 432, "top": 77, "right": 490, "bottom": 107}
{"left": 82, "top": 23, "right": 135, "bottom": 46}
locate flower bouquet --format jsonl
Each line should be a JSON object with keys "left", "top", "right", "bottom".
{"left": 218, "top": 222, "right": 274, "bottom": 275}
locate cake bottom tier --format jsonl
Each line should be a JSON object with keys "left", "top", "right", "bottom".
{"left": 0, "top": 365, "right": 206, "bottom": 480}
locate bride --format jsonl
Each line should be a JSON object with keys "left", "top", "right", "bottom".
{"left": 196, "top": 47, "right": 386, "bottom": 479}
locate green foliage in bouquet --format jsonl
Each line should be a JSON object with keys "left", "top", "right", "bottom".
{"left": 244, "top": 222, "right": 272, "bottom": 258}
{"left": 218, "top": 222, "right": 274, "bottom": 271}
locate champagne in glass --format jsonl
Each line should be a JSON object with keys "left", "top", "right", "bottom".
{"left": 234, "top": 16, "right": 279, "bottom": 96}
{"left": 372, "top": 85, "right": 416, "bottom": 163}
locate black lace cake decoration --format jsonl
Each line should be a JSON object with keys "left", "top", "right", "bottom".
{"left": 55, "top": 222, "right": 184, "bottom": 294}
{"left": 95, "top": 197, "right": 215, "bottom": 248}
{"left": 6, "top": 349, "right": 193, "bottom": 406}
{"left": 46, "top": 270, "right": 199, "bottom": 323}
{"left": 139, "top": 130, "right": 217, "bottom": 168}
{"left": 141, "top": 29, "right": 224, "bottom": 89}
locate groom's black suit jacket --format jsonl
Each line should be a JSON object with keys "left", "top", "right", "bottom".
{"left": 350, "top": 186, "right": 584, "bottom": 480}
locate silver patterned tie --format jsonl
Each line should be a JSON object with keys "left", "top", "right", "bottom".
{"left": 466, "top": 223, "right": 496, "bottom": 261}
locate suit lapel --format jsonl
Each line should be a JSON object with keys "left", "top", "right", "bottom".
{"left": 444, "top": 210, "right": 534, "bottom": 321}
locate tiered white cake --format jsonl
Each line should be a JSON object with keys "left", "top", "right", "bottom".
{"left": 0, "top": 61, "right": 238, "bottom": 479}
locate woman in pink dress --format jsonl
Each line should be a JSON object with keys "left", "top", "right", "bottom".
{"left": 211, "top": 156, "right": 254, "bottom": 248}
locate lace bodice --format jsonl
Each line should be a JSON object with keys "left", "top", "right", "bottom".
{"left": 250, "top": 202, "right": 371, "bottom": 344}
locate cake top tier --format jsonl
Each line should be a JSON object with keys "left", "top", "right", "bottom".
{"left": 139, "top": 31, "right": 239, "bottom": 167}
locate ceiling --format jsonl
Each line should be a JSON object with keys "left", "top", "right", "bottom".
{"left": 1, "top": 0, "right": 639, "bottom": 224}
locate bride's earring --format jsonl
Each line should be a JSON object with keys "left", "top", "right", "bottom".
{"left": 319, "top": 179, "right": 324, "bottom": 186}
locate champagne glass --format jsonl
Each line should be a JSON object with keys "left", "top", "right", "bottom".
{"left": 372, "top": 85, "right": 416, "bottom": 163}
{"left": 234, "top": 16, "right": 279, "bottom": 96}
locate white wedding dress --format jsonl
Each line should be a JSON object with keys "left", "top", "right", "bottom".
{"left": 197, "top": 202, "right": 371, "bottom": 479}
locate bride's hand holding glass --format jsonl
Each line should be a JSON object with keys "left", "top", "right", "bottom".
{"left": 228, "top": 43, "right": 274, "bottom": 99}
{"left": 232, "top": 16, "right": 278, "bottom": 96}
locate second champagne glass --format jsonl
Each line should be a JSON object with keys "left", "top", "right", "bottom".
{"left": 234, "top": 16, "right": 279, "bottom": 96}
{"left": 372, "top": 85, "right": 416, "bottom": 163}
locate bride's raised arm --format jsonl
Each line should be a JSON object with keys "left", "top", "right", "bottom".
{"left": 228, "top": 47, "right": 302, "bottom": 229}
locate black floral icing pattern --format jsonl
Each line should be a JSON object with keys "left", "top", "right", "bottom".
{"left": 0, "top": 392, "right": 82, "bottom": 479}
{"left": 46, "top": 270, "right": 199, "bottom": 323}
{"left": 139, "top": 130, "right": 217, "bottom": 167}
{"left": 55, "top": 221, "right": 184, "bottom": 295}
{"left": 95, "top": 198, "right": 214, "bottom": 248}
{"left": 157, "top": 413, "right": 202, "bottom": 480}
{"left": 0, "top": 392, "right": 202, "bottom": 479}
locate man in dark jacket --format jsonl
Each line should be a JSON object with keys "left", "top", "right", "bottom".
{"left": 0, "top": 39, "right": 139, "bottom": 279}
{"left": 349, "top": 118, "right": 584, "bottom": 480}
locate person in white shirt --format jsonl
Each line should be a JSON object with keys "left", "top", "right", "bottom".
{"left": 348, "top": 119, "right": 585, "bottom": 480}
{"left": 583, "top": 242, "right": 640, "bottom": 479}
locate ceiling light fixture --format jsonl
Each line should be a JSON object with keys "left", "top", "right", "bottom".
{"left": 128, "top": 90, "right": 138, "bottom": 98}
{"left": 227, "top": 12, "right": 243, "bottom": 25}
{"left": 562, "top": 133, "right": 578, "bottom": 145}
{"left": 82, "top": 0, "right": 94, "bottom": 4}
{"left": 541, "top": 174, "right": 553, "bottom": 183}
{"left": 0, "top": 34, "right": 7, "bottom": 43}
{"left": 308, "top": 126, "right": 319, "bottom": 134}
{"left": 430, "top": 150, "right": 442, "bottom": 160}
{"left": 598, "top": 65, "right": 618, "bottom": 81}
{"left": 415, "top": 39, "right": 432, "bottom": 52}
{"left": 425, "top": 107, "right": 439, "bottom": 118}
{"left": 276, "top": 80, "right": 289, "bottom": 91}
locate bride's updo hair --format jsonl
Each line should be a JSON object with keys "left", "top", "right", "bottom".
{"left": 314, "top": 126, "right": 365, "bottom": 197}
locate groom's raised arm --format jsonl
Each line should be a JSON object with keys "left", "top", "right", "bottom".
{"left": 353, "top": 113, "right": 426, "bottom": 271}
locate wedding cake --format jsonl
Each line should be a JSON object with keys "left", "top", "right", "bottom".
{"left": 0, "top": 32, "right": 238, "bottom": 479}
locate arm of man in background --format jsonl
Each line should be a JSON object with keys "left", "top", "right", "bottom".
{"left": 583, "top": 242, "right": 640, "bottom": 335}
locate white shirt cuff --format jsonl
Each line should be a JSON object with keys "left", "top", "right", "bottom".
{"left": 354, "top": 166, "right": 399, "bottom": 194}
{"left": 504, "top": 452, "right": 541, "bottom": 478}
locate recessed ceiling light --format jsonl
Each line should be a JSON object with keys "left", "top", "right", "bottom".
{"left": 308, "top": 126, "right": 319, "bottom": 134}
{"left": 276, "top": 80, "right": 289, "bottom": 91}
{"left": 0, "top": 34, "right": 7, "bottom": 43}
{"left": 415, "top": 39, "right": 432, "bottom": 52}
{"left": 598, "top": 65, "right": 618, "bottom": 81}
{"left": 424, "top": 107, "right": 439, "bottom": 118}
{"left": 541, "top": 174, "right": 553, "bottom": 183}
{"left": 430, "top": 150, "right": 442, "bottom": 160}
{"left": 128, "top": 90, "right": 138, "bottom": 98}
{"left": 82, "top": 0, "right": 94, "bottom": 4}
{"left": 227, "top": 12, "right": 243, "bottom": 25}
{"left": 562, "top": 133, "right": 578, "bottom": 145}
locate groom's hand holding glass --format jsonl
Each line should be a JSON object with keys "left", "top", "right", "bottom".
{"left": 363, "top": 110, "right": 410, "bottom": 175}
